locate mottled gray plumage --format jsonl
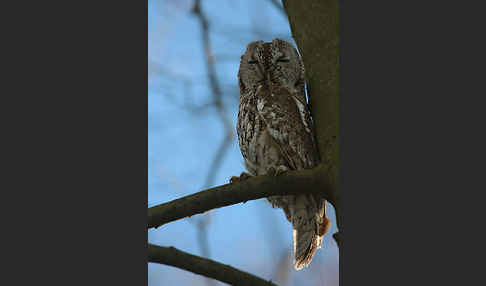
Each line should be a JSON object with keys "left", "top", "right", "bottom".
{"left": 235, "top": 39, "right": 331, "bottom": 270}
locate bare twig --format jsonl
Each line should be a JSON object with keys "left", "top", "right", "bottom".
{"left": 193, "top": 0, "right": 234, "bottom": 190}
{"left": 192, "top": 3, "right": 236, "bottom": 285}
{"left": 149, "top": 244, "right": 278, "bottom": 286}
{"left": 148, "top": 164, "right": 336, "bottom": 229}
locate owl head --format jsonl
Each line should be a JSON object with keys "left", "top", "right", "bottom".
{"left": 238, "top": 39, "right": 305, "bottom": 96}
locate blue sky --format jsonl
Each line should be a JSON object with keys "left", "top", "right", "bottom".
{"left": 148, "top": 1, "right": 338, "bottom": 285}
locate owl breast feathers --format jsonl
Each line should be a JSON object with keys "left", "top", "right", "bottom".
{"left": 236, "top": 39, "right": 331, "bottom": 270}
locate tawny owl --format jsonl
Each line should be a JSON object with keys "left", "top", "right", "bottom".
{"left": 233, "top": 39, "right": 331, "bottom": 270}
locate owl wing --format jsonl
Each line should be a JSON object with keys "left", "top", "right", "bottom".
{"left": 256, "top": 85, "right": 320, "bottom": 170}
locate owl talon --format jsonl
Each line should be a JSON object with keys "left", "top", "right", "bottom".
{"left": 230, "top": 172, "right": 251, "bottom": 183}
{"left": 267, "top": 165, "right": 288, "bottom": 176}
{"left": 275, "top": 166, "right": 288, "bottom": 176}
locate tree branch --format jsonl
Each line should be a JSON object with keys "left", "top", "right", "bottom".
{"left": 192, "top": 3, "right": 237, "bottom": 285}
{"left": 148, "top": 164, "right": 335, "bottom": 229}
{"left": 193, "top": 0, "right": 235, "bottom": 168}
{"left": 149, "top": 244, "right": 278, "bottom": 286}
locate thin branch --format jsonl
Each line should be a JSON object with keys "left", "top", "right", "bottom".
{"left": 192, "top": 3, "right": 236, "bottom": 286}
{"left": 149, "top": 244, "right": 278, "bottom": 286}
{"left": 148, "top": 164, "right": 335, "bottom": 229}
{"left": 193, "top": 0, "right": 234, "bottom": 206}
{"left": 193, "top": 0, "right": 235, "bottom": 191}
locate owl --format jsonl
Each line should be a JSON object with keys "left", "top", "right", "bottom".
{"left": 233, "top": 39, "right": 331, "bottom": 270}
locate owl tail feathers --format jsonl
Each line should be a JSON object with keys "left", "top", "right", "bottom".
{"left": 292, "top": 222, "right": 322, "bottom": 270}
{"left": 292, "top": 201, "right": 332, "bottom": 270}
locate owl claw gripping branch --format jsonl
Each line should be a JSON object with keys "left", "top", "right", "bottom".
{"left": 229, "top": 172, "right": 251, "bottom": 184}
{"left": 233, "top": 39, "right": 331, "bottom": 270}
